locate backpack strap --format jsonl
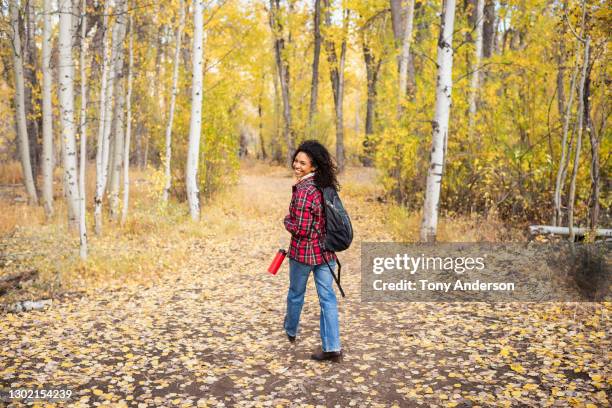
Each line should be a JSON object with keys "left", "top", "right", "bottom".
{"left": 323, "top": 256, "right": 345, "bottom": 298}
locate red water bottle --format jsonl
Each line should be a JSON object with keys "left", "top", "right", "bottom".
{"left": 268, "top": 249, "right": 287, "bottom": 275}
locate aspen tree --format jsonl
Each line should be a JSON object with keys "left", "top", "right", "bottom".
{"left": 163, "top": 0, "right": 185, "bottom": 203}
{"left": 186, "top": 0, "right": 205, "bottom": 220}
{"left": 58, "top": 0, "right": 80, "bottom": 229}
{"left": 78, "top": 0, "right": 88, "bottom": 259}
{"left": 42, "top": 0, "right": 54, "bottom": 217}
{"left": 9, "top": 0, "right": 38, "bottom": 206}
{"left": 94, "top": 0, "right": 112, "bottom": 234}
{"left": 397, "top": 0, "right": 415, "bottom": 116}
{"left": 420, "top": 0, "right": 457, "bottom": 242}
{"left": 122, "top": 8, "right": 135, "bottom": 225}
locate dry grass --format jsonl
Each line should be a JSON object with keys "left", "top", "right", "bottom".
{"left": 0, "top": 161, "right": 23, "bottom": 185}
{"left": 0, "top": 161, "right": 527, "bottom": 306}
{"left": 382, "top": 202, "right": 526, "bottom": 242}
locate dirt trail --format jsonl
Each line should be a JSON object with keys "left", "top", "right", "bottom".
{"left": 0, "top": 168, "right": 609, "bottom": 407}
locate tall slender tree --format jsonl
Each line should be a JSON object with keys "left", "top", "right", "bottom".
{"left": 122, "top": 7, "right": 135, "bottom": 225}
{"left": 269, "top": 0, "right": 294, "bottom": 166}
{"left": 568, "top": 34, "right": 590, "bottom": 242}
{"left": 9, "top": 0, "right": 38, "bottom": 206}
{"left": 78, "top": 0, "right": 89, "bottom": 259}
{"left": 186, "top": 0, "right": 205, "bottom": 220}
{"left": 397, "top": 0, "right": 415, "bottom": 115}
{"left": 163, "top": 0, "right": 185, "bottom": 203}
{"left": 308, "top": 0, "right": 322, "bottom": 135}
{"left": 420, "top": 0, "right": 457, "bottom": 242}
{"left": 42, "top": 0, "right": 54, "bottom": 216}
{"left": 108, "top": 0, "right": 128, "bottom": 221}
{"left": 94, "top": 0, "right": 113, "bottom": 234}
{"left": 322, "top": 1, "right": 349, "bottom": 171}
{"left": 467, "top": 0, "right": 485, "bottom": 138}
{"left": 58, "top": 0, "right": 80, "bottom": 229}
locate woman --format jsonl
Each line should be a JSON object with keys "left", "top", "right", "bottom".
{"left": 283, "top": 140, "right": 342, "bottom": 362}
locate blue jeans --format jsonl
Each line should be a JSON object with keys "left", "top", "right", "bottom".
{"left": 284, "top": 258, "right": 341, "bottom": 352}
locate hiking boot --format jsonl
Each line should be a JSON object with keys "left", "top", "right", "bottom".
{"left": 287, "top": 333, "right": 296, "bottom": 343}
{"left": 310, "top": 350, "right": 343, "bottom": 362}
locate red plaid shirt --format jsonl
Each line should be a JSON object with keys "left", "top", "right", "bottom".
{"left": 284, "top": 174, "right": 336, "bottom": 265}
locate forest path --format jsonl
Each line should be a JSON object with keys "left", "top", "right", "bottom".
{"left": 0, "top": 166, "right": 609, "bottom": 407}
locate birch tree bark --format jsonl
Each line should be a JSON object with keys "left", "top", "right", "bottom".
{"left": 397, "top": 0, "right": 415, "bottom": 116}
{"left": 94, "top": 0, "right": 112, "bottom": 234}
{"left": 58, "top": 0, "right": 80, "bottom": 229}
{"left": 308, "top": 0, "right": 322, "bottom": 135}
{"left": 108, "top": 0, "right": 128, "bottom": 221}
{"left": 269, "top": 0, "right": 294, "bottom": 166}
{"left": 9, "top": 0, "right": 38, "bottom": 206}
{"left": 122, "top": 9, "right": 134, "bottom": 225}
{"left": 420, "top": 0, "right": 456, "bottom": 243}
{"left": 78, "top": 0, "right": 88, "bottom": 259}
{"left": 42, "top": 0, "right": 54, "bottom": 216}
{"left": 163, "top": 0, "right": 185, "bottom": 203}
{"left": 467, "top": 0, "right": 484, "bottom": 138}
{"left": 186, "top": 0, "right": 205, "bottom": 220}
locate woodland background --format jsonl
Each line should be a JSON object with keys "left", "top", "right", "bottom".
{"left": 0, "top": 0, "right": 609, "bottom": 285}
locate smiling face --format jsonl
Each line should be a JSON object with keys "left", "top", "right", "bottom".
{"left": 292, "top": 151, "right": 316, "bottom": 178}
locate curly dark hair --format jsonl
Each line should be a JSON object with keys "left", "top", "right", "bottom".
{"left": 292, "top": 140, "right": 340, "bottom": 191}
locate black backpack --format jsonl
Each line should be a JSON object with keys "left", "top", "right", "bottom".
{"left": 316, "top": 186, "right": 353, "bottom": 297}
{"left": 317, "top": 187, "right": 353, "bottom": 252}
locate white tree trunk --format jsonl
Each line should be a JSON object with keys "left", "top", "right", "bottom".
{"left": 9, "top": 0, "right": 38, "bottom": 206}
{"left": 78, "top": 0, "right": 88, "bottom": 259}
{"left": 529, "top": 225, "right": 611, "bottom": 238}
{"left": 186, "top": 0, "right": 205, "bottom": 220}
{"left": 94, "top": 0, "right": 112, "bottom": 235}
{"left": 42, "top": 0, "right": 54, "bottom": 217}
{"left": 553, "top": 52, "right": 579, "bottom": 226}
{"left": 58, "top": 0, "right": 80, "bottom": 229}
{"left": 163, "top": 0, "right": 185, "bottom": 203}
{"left": 568, "top": 37, "right": 590, "bottom": 242}
{"left": 121, "top": 10, "right": 135, "bottom": 226}
{"left": 108, "top": 0, "right": 128, "bottom": 221}
{"left": 467, "top": 0, "right": 484, "bottom": 137}
{"left": 397, "top": 0, "right": 415, "bottom": 116}
{"left": 420, "top": 0, "right": 456, "bottom": 243}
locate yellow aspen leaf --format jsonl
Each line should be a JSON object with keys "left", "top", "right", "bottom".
{"left": 92, "top": 389, "right": 103, "bottom": 396}
{"left": 510, "top": 363, "right": 526, "bottom": 374}
{"left": 353, "top": 376, "right": 365, "bottom": 383}
{"left": 523, "top": 383, "right": 538, "bottom": 391}
{"left": 590, "top": 374, "right": 602, "bottom": 382}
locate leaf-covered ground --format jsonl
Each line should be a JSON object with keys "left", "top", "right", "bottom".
{"left": 1, "top": 167, "right": 610, "bottom": 407}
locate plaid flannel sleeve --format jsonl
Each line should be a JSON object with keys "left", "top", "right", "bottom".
{"left": 284, "top": 188, "right": 313, "bottom": 238}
